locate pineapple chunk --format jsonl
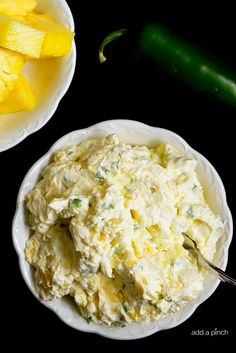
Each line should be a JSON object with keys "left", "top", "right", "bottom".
{"left": 0, "top": 14, "right": 45, "bottom": 58}
{"left": 0, "top": 12, "right": 74, "bottom": 58}
{"left": 0, "top": 47, "right": 24, "bottom": 103}
{"left": 0, "top": 0, "right": 37, "bottom": 16}
{"left": 13, "top": 12, "right": 75, "bottom": 57}
{"left": 0, "top": 74, "right": 36, "bottom": 114}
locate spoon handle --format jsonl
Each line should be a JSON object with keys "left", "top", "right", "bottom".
{"left": 198, "top": 255, "right": 236, "bottom": 286}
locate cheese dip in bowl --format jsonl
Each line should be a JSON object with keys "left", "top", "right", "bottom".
{"left": 13, "top": 120, "right": 233, "bottom": 339}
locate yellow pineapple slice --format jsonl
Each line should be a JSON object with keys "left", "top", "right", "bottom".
{"left": 13, "top": 12, "right": 75, "bottom": 57}
{"left": 0, "top": 74, "right": 36, "bottom": 114}
{"left": 0, "top": 0, "right": 37, "bottom": 16}
{"left": 0, "top": 14, "right": 45, "bottom": 58}
{"left": 0, "top": 12, "right": 74, "bottom": 58}
{"left": 0, "top": 47, "right": 24, "bottom": 104}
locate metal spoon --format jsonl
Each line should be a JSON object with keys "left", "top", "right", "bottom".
{"left": 182, "top": 233, "right": 236, "bottom": 286}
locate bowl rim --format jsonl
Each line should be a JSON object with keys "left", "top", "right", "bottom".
{"left": 0, "top": 0, "right": 76, "bottom": 153}
{"left": 12, "top": 119, "right": 233, "bottom": 340}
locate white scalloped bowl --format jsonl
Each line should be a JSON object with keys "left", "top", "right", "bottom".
{"left": 12, "top": 120, "right": 233, "bottom": 340}
{"left": 0, "top": 0, "right": 76, "bottom": 152}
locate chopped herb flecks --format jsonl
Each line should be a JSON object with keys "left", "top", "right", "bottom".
{"left": 62, "top": 176, "right": 71, "bottom": 187}
{"left": 70, "top": 198, "right": 82, "bottom": 208}
{"left": 137, "top": 263, "right": 144, "bottom": 271}
{"left": 103, "top": 203, "right": 114, "bottom": 210}
{"left": 95, "top": 171, "right": 105, "bottom": 180}
{"left": 123, "top": 303, "right": 129, "bottom": 312}
{"left": 113, "top": 160, "right": 120, "bottom": 169}
{"left": 165, "top": 298, "right": 172, "bottom": 303}
{"left": 187, "top": 207, "right": 195, "bottom": 218}
{"left": 101, "top": 166, "right": 109, "bottom": 173}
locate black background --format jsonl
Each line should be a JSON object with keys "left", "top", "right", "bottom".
{"left": 1, "top": 0, "right": 235, "bottom": 348}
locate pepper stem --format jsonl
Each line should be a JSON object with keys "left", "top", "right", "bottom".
{"left": 99, "top": 29, "right": 128, "bottom": 63}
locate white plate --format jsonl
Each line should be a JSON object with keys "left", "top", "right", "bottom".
{"left": 0, "top": 0, "right": 76, "bottom": 152}
{"left": 12, "top": 120, "right": 233, "bottom": 340}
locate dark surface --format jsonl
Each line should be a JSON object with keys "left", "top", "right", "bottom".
{"left": 1, "top": 0, "right": 235, "bottom": 348}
